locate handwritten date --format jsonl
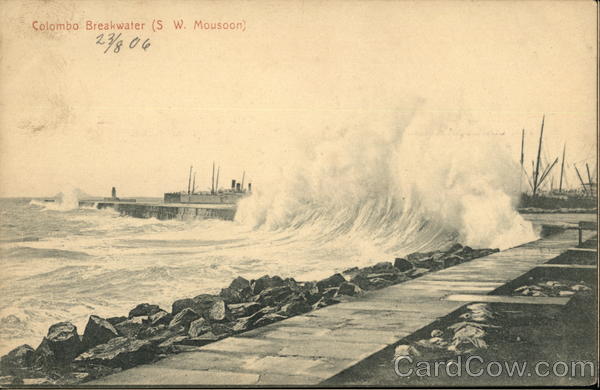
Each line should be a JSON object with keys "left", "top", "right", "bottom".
{"left": 96, "top": 33, "right": 151, "bottom": 54}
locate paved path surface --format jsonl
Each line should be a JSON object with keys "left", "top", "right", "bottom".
{"left": 92, "top": 228, "right": 594, "bottom": 385}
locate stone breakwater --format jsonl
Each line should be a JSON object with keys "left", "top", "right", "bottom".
{"left": 0, "top": 244, "right": 498, "bottom": 385}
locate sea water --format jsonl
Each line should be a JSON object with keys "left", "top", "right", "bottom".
{"left": 0, "top": 108, "right": 541, "bottom": 355}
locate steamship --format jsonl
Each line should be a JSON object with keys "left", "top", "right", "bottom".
{"left": 163, "top": 163, "right": 251, "bottom": 205}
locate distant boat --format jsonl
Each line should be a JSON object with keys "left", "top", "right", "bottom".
{"left": 518, "top": 115, "right": 596, "bottom": 211}
{"left": 164, "top": 163, "right": 252, "bottom": 205}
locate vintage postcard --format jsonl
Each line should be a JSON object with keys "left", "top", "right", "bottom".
{"left": 0, "top": 0, "right": 597, "bottom": 387}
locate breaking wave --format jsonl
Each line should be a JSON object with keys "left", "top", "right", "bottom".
{"left": 236, "top": 105, "right": 536, "bottom": 251}
{"left": 29, "top": 187, "right": 83, "bottom": 211}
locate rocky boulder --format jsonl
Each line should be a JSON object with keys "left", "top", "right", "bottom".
{"left": 210, "top": 323, "right": 233, "bottom": 337}
{"left": 341, "top": 267, "right": 361, "bottom": 280}
{"left": 219, "top": 276, "right": 253, "bottom": 303}
{"left": 312, "top": 296, "right": 340, "bottom": 310}
{"left": 187, "top": 318, "right": 211, "bottom": 338}
{"left": 232, "top": 307, "right": 274, "bottom": 332}
{"left": 299, "top": 283, "right": 321, "bottom": 304}
{"left": 228, "top": 302, "right": 262, "bottom": 318}
{"left": 142, "top": 326, "right": 185, "bottom": 344}
{"left": 283, "top": 277, "right": 300, "bottom": 290}
{"left": 393, "top": 257, "right": 413, "bottom": 272}
{"left": 473, "top": 248, "right": 499, "bottom": 258}
{"left": 372, "top": 261, "right": 396, "bottom": 272}
{"left": 168, "top": 308, "right": 200, "bottom": 330}
{"left": 34, "top": 322, "right": 83, "bottom": 367}
{"left": 366, "top": 272, "right": 400, "bottom": 282}
{"left": 251, "top": 275, "right": 284, "bottom": 294}
{"left": 208, "top": 300, "right": 230, "bottom": 322}
{"left": 229, "top": 275, "right": 251, "bottom": 291}
{"left": 0, "top": 345, "right": 34, "bottom": 371}
{"left": 442, "top": 255, "right": 464, "bottom": 268}
{"left": 408, "top": 267, "right": 429, "bottom": 278}
{"left": 172, "top": 295, "right": 225, "bottom": 318}
{"left": 322, "top": 287, "right": 339, "bottom": 299}
{"left": 74, "top": 337, "right": 157, "bottom": 369}
{"left": 219, "top": 288, "right": 242, "bottom": 304}
{"left": 253, "top": 313, "right": 286, "bottom": 328}
{"left": 158, "top": 332, "right": 222, "bottom": 353}
{"left": 338, "top": 282, "right": 362, "bottom": 296}
{"left": 316, "top": 273, "right": 346, "bottom": 292}
{"left": 137, "top": 324, "right": 168, "bottom": 340}
{"left": 82, "top": 315, "right": 119, "bottom": 349}
{"left": 254, "top": 286, "right": 295, "bottom": 307}
{"left": 171, "top": 298, "right": 196, "bottom": 316}
{"left": 128, "top": 303, "right": 162, "bottom": 318}
{"left": 349, "top": 274, "right": 371, "bottom": 290}
{"left": 279, "top": 300, "right": 312, "bottom": 316}
{"left": 446, "top": 243, "right": 463, "bottom": 253}
{"left": 364, "top": 277, "right": 394, "bottom": 289}
{"left": 192, "top": 295, "right": 225, "bottom": 316}
{"left": 106, "top": 316, "right": 127, "bottom": 326}
{"left": 114, "top": 316, "right": 148, "bottom": 339}
{"left": 148, "top": 310, "right": 172, "bottom": 327}
{"left": 407, "top": 251, "right": 435, "bottom": 262}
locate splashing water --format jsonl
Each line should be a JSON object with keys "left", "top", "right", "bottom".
{"left": 29, "top": 187, "right": 83, "bottom": 211}
{"left": 1, "top": 106, "right": 538, "bottom": 355}
{"left": 236, "top": 105, "right": 536, "bottom": 251}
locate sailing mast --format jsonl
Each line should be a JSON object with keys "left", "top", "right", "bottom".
{"left": 520, "top": 129, "right": 525, "bottom": 168}
{"left": 558, "top": 144, "right": 566, "bottom": 193}
{"left": 192, "top": 172, "right": 196, "bottom": 194}
{"left": 187, "top": 165, "right": 193, "bottom": 195}
{"left": 211, "top": 162, "right": 215, "bottom": 195}
{"left": 537, "top": 157, "right": 559, "bottom": 190}
{"left": 532, "top": 115, "right": 545, "bottom": 196}
{"left": 574, "top": 165, "right": 588, "bottom": 195}
{"left": 585, "top": 163, "right": 593, "bottom": 190}
{"left": 215, "top": 167, "right": 220, "bottom": 193}
{"left": 241, "top": 171, "right": 246, "bottom": 191}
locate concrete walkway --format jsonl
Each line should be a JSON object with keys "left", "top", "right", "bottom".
{"left": 91, "top": 228, "right": 593, "bottom": 385}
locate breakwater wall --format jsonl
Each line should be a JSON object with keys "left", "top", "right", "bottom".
{"left": 78, "top": 201, "right": 236, "bottom": 221}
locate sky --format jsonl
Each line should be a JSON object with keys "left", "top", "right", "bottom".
{"left": 0, "top": 0, "right": 597, "bottom": 197}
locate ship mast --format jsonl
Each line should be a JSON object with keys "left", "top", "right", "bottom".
{"left": 192, "top": 172, "right": 196, "bottom": 194}
{"left": 537, "top": 157, "right": 558, "bottom": 190}
{"left": 520, "top": 129, "right": 525, "bottom": 168}
{"left": 187, "top": 165, "right": 193, "bottom": 195}
{"left": 558, "top": 144, "right": 566, "bottom": 193}
{"left": 574, "top": 165, "right": 588, "bottom": 195}
{"left": 241, "top": 171, "right": 246, "bottom": 191}
{"left": 532, "top": 115, "right": 545, "bottom": 197}
{"left": 215, "top": 166, "right": 220, "bottom": 193}
{"left": 211, "top": 162, "right": 215, "bottom": 195}
{"left": 585, "top": 163, "right": 593, "bottom": 191}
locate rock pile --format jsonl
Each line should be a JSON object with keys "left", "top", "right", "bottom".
{"left": 0, "top": 243, "right": 498, "bottom": 385}
{"left": 393, "top": 303, "right": 499, "bottom": 360}
{"left": 512, "top": 278, "right": 592, "bottom": 297}
{"left": 393, "top": 278, "right": 594, "bottom": 362}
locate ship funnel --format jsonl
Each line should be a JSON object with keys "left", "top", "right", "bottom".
{"left": 236, "top": 183, "right": 241, "bottom": 191}
{"left": 111, "top": 187, "right": 117, "bottom": 198}
{"left": 231, "top": 179, "right": 236, "bottom": 189}
{"left": 248, "top": 183, "right": 252, "bottom": 192}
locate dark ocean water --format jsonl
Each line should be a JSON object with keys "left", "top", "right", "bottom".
{"left": 0, "top": 197, "right": 456, "bottom": 355}
{"left": 3, "top": 194, "right": 577, "bottom": 356}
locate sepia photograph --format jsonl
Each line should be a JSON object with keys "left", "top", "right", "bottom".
{"left": 0, "top": 0, "right": 597, "bottom": 387}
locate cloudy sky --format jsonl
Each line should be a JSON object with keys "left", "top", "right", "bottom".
{"left": 0, "top": 0, "right": 596, "bottom": 197}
